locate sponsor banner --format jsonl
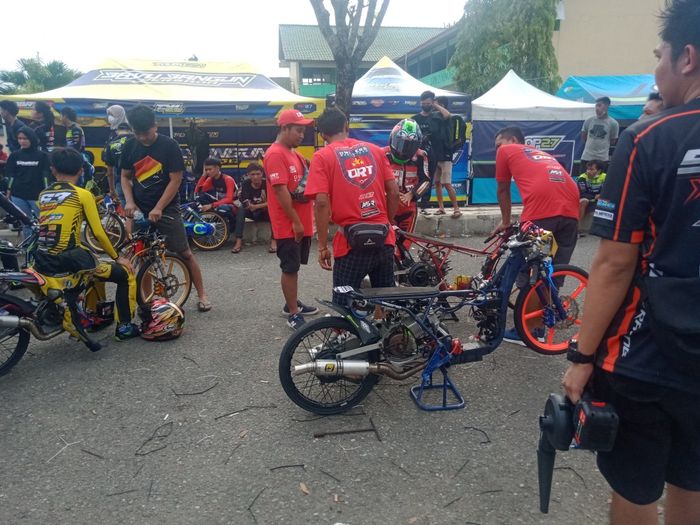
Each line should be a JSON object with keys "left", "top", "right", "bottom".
{"left": 74, "top": 69, "right": 278, "bottom": 90}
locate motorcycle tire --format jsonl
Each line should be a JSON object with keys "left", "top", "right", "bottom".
{"left": 136, "top": 254, "right": 192, "bottom": 307}
{"left": 279, "top": 316, "right": 380, "bottom": 415}
{"left": 190, "top": 210, "right": 229, "bottom": 251}
{"left": 0, "top": 303, "right": 30, "bottom": 377}
{"left": 514, "top": 264, "right": 589, "bottom": 355}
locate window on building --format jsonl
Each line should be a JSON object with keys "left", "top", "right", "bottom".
{"left": 301, "top": 68, "right": 335, "bottom": 85}
{"left": 432, "top": 49, "right": 447, "bottom": 71}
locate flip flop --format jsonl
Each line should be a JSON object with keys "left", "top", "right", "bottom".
{"left": 434, "top": 209, "right": 446, "bottom": 215}
{"left": 452, "top": 210, "right": 463, "bottom": 218}
{"left": 231, "top": 246, "right": 242, "bottom": 254}
{"left": 268, "top": 247, "right": 277, "bottom": 253}
{"left": 197, "top": 299, "right": 212, "bottom": 312}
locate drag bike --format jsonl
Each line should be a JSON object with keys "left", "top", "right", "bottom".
{"left": 0, "top": 196, "right": 113, "bottom": 376}
{"left": 279, "top": 223, "right": 588, "bottom": 415}
{"left": 83, "top": 194, "right": 127, "bottom": 255}
{"left": 180, "top": 201, "right": 229, "bottom": 251}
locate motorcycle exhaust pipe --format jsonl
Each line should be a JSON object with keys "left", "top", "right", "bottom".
{"left": 0, "top": 314, "right": 62, "bottom": 340}
{"left": 293, "top": 359, "right": 427, "bottom": 381}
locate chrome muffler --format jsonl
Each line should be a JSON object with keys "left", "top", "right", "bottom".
{"left": 292, "top": 359, "right": 427, "bottom": 380}
{"left": 0, "top": 314, "right": 62, "bottom": 340}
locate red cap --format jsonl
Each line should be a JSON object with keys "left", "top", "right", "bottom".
{"left": 277, "top": 109, "right": 314, "bottom": 127}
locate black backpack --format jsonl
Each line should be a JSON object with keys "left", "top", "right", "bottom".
{"left": 445, "top": 115, "right": 467, "bottom": 156}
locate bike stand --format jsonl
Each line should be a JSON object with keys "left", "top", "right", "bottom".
{"left": 410, "top": 366, "right": 465, "bottom": 411}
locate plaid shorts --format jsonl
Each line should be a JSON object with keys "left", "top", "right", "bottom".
{"left": 332, "top": 245, "right": 394, "bottom": 304}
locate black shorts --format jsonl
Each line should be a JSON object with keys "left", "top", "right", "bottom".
{"left": 532, "top": 216, "right": 578, "bottom": 267}
{"left": 593, "top": 369, "right": 700, "bottom": 505}
{"left": 276, "top": 237, "right": 311, "bottom": 274}
{"left": 332, "top": 245, "right": 395, "bottom": 304}
{"left": 154, "top": 208, "right": 189, "bottom": 254}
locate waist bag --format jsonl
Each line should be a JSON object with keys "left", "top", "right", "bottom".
{"left": 343, "top": 223, "right": 390, "bottom": 252}
{"left": 642, "top": 275, "right": 700, "bottom": 374}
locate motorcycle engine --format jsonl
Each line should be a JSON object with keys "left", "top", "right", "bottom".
{"left": 36, "top": 301, "right": 63, "bottom": 329}
{"left": 406, "top": 261, "right": 439, "bottom": 287}
{"left": 381, "top": 312, "right": 428, "bottom": 364}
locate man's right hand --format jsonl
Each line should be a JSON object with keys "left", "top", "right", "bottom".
{"left": 490, "top": 221, "right": 510, "bottom": 237}
{"left": 124, "top": 201, "right": 138, "bottom": 219}
{"left": 115, "top": 256, "right": 134, "bottom": 274}
{"left": 292, "top": 219, "right": 304, "bottom": 242}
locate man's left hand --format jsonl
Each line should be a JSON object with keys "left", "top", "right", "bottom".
{"left": 562, "top": 363, "right": 594, "bottom": 404}
{"left": 148, "top": 207, "right": 163, "bottom": 223}
{"left": 399, "top": 192, "right": 413, "bottom": 206}
{"left": 115, "top": 256, "right": 134, "bottom": 274}
{"left": 200, "top": 204, "right": 212, "bottom": 212}
{"left": 318, "top": 247, "right": 332, "bottom": 271}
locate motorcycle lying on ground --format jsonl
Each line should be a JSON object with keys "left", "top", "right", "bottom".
{"left": 0, "top": 196, "right": 112, "bottom": 376}
{"left": 279, "top": 223, "right": 588, "bottom": 415}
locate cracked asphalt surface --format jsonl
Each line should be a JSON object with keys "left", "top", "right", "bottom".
{"left": 0, "top": 235, "right": 613, "bottom": 524}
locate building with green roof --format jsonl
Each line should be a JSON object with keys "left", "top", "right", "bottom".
{"left": 278, "top": 24, "right": 444, "bottom": 97}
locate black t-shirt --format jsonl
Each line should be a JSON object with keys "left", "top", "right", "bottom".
{"left": 590, "top": 98, "right": 700, "bottom": 394}
{"left": 121, "top": 134, "right": 185, "bottom": 213}
{"left": 412, "top": 111, "right": 448, "bottom": 163}
{"left": 5, "top": 148, "right": 50, "bottom": 200}
{"left": 103, "top": 126, "right": 133, "bottom": 173}
{"left": 240, "top": 179, "right": 266, "bottom": 205}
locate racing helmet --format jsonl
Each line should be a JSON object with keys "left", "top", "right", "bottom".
{"left": 138, "top": 298, "right": 185, "bottom": 341}
{"left": 389, "top": 119, "right": 422, "bottom": 162}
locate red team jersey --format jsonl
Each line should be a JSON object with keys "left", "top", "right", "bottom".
{"left": 495, "top": 143, "right": 579, "bottom": 222}
{"left": 305, "top": 138, "right": 395, "bottom": 258}
{"left": 263, "top": 142, "right": 314, "bottom": 240}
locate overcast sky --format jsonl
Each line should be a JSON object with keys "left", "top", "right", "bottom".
{"left": 1, "top": 0, "right": 466, "bottom": 77}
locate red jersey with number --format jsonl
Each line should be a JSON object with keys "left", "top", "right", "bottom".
{"left": 305, "top": 138, "right": 395, "bottom": 258}
{"left": 263, "top": 142, "right": 313, "bottom": 240}
{"left": 495, "top": 143, "right": 579, "bottom": 222}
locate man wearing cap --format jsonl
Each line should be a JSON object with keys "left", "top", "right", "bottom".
{"left": 581, "top": 96, "right": 619, "bottom": 173}
{"left": 263, "top": 109, "right": 319, "bottom": 330}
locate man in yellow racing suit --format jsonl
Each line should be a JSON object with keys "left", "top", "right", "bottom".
{"left": 33, "top": 148, "right": 139, "bottom": 341}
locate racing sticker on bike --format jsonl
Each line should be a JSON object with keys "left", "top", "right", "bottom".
{"left": 133, "top": 156, "right": 165, "bottom": 189}
{"left": 336, "top": 145, "right": 377, "bottom": 189}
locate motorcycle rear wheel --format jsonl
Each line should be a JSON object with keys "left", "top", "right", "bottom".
{"left": 0, "top": 303, "right": 30, "bottom": 377}
{"left": 190, "top": 211, "right": 229, "bottom": 251}
{"left": 279, "top": 316, "right": 380, "bottom": 415}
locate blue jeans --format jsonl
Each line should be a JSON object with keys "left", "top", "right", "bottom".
{"left": 11, "top": 197, "right": 39, "bottom": 240}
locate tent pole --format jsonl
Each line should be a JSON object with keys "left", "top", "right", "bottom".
{"left": 169, "top": 118, "right": 174, "bottom": 138}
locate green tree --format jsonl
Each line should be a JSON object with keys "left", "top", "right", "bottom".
{"left": 309, "top": 0, "right": 390, "bottom": 116}
{"left": 0, "top": 56, "right": 81, "bottom": 95}
{"left": 451, "top": 0, "right": 561, "bottom": 98}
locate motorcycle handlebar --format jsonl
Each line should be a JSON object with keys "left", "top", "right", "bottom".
{"left": 0, "top": 193, "right": 34, "bottom": 226}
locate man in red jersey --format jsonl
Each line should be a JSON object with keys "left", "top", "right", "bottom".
{"left": 304, "top": 107, "right": 400, "bottom": 305}
{"left": 263, "top": 109, "right": 319, "bottom": 330}
{"left": 493, "top": 126, "right": 580, "bottom": 267}
{"left": 493, "top": 126, "right": 580, "bottom": 346}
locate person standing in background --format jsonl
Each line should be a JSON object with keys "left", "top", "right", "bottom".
{"left": 581, "top": 96, "right": 619, "bottom": 172}
{"left": 31, "top": 101, "right": 55, "bottom": 152}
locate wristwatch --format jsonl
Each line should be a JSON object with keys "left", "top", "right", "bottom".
{"left": 566, "top": 340, "right": 595, "bottom": 364}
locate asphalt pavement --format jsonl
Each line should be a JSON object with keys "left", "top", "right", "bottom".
{"left": 0, "top": 233, "right": 613, "bottom": 525}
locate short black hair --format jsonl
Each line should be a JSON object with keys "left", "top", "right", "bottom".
{"left": 420, "top": 90, "right": 435, "bottom": 101}
{"left": 60, "top": 106, "right": 78, "bottom": 122}
{"left": 50, "top": 148, "right": 84, "bottom": 176}
{"left": 127, "top": 105, "right": 157, "bottom": 133}
{"left": 34, "top": 101, "right": 54, "bottom": 127}
{"left": 595, "top": 96, "right": 611, "bottom": 106}
{"left": 203, "top": 156, "right": 221, "bottom": 167}
{"left": 660, "top": 0, "right": 700, "bottom": 61}
{"left": 246, "top": 162, "right": 264, "bottom": 174}
{"left": 586, "top": 159, "right": 603, "bottom": 171}
{"left": 316, "top": 107, "right": 348, "bottom": 137}
{"left": 0, "top": 100, "right": 19, "bottom": 116}
{"left": 495, "top": 126, "right": 525, "bottom": 144}
{"left": 648, "top": 92, "right": 663, "bottom": 101}
{"left": 436, "top": 96, "right": 449, "bottom": 108}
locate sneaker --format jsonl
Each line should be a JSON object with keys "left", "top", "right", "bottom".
{"left": 282, "top": 300, "right": 319, "bottom": 316}
{"left": 503, "top": 327, "right": 545, "bottom": 346}
{"left": 502, "top": 327, "right": 526, "bottom": 346}
{"left": 115, "top": 322, "right": 140, "bottom": 341}
{"left": 287, "top": 313, "right": 306, "bottom": 330}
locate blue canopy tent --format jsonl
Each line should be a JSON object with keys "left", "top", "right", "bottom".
{"left": 556, "top": 74, "right": 657, "bottom": 121}
{"left": 348, "top": 57, "right": 471, "bottom": 204}
{"left": 470, "top": 71, "right": 593, "bottom": 204}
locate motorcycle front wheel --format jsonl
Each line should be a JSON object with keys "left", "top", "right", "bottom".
{"left": 190, "top": 211, "right": 230, "bottom": 251}
{"left": 136, "top": 255, "right": 192, "bottom": 307}
{"left": 279, "top": 316, "right": 380, "bottom": 415}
